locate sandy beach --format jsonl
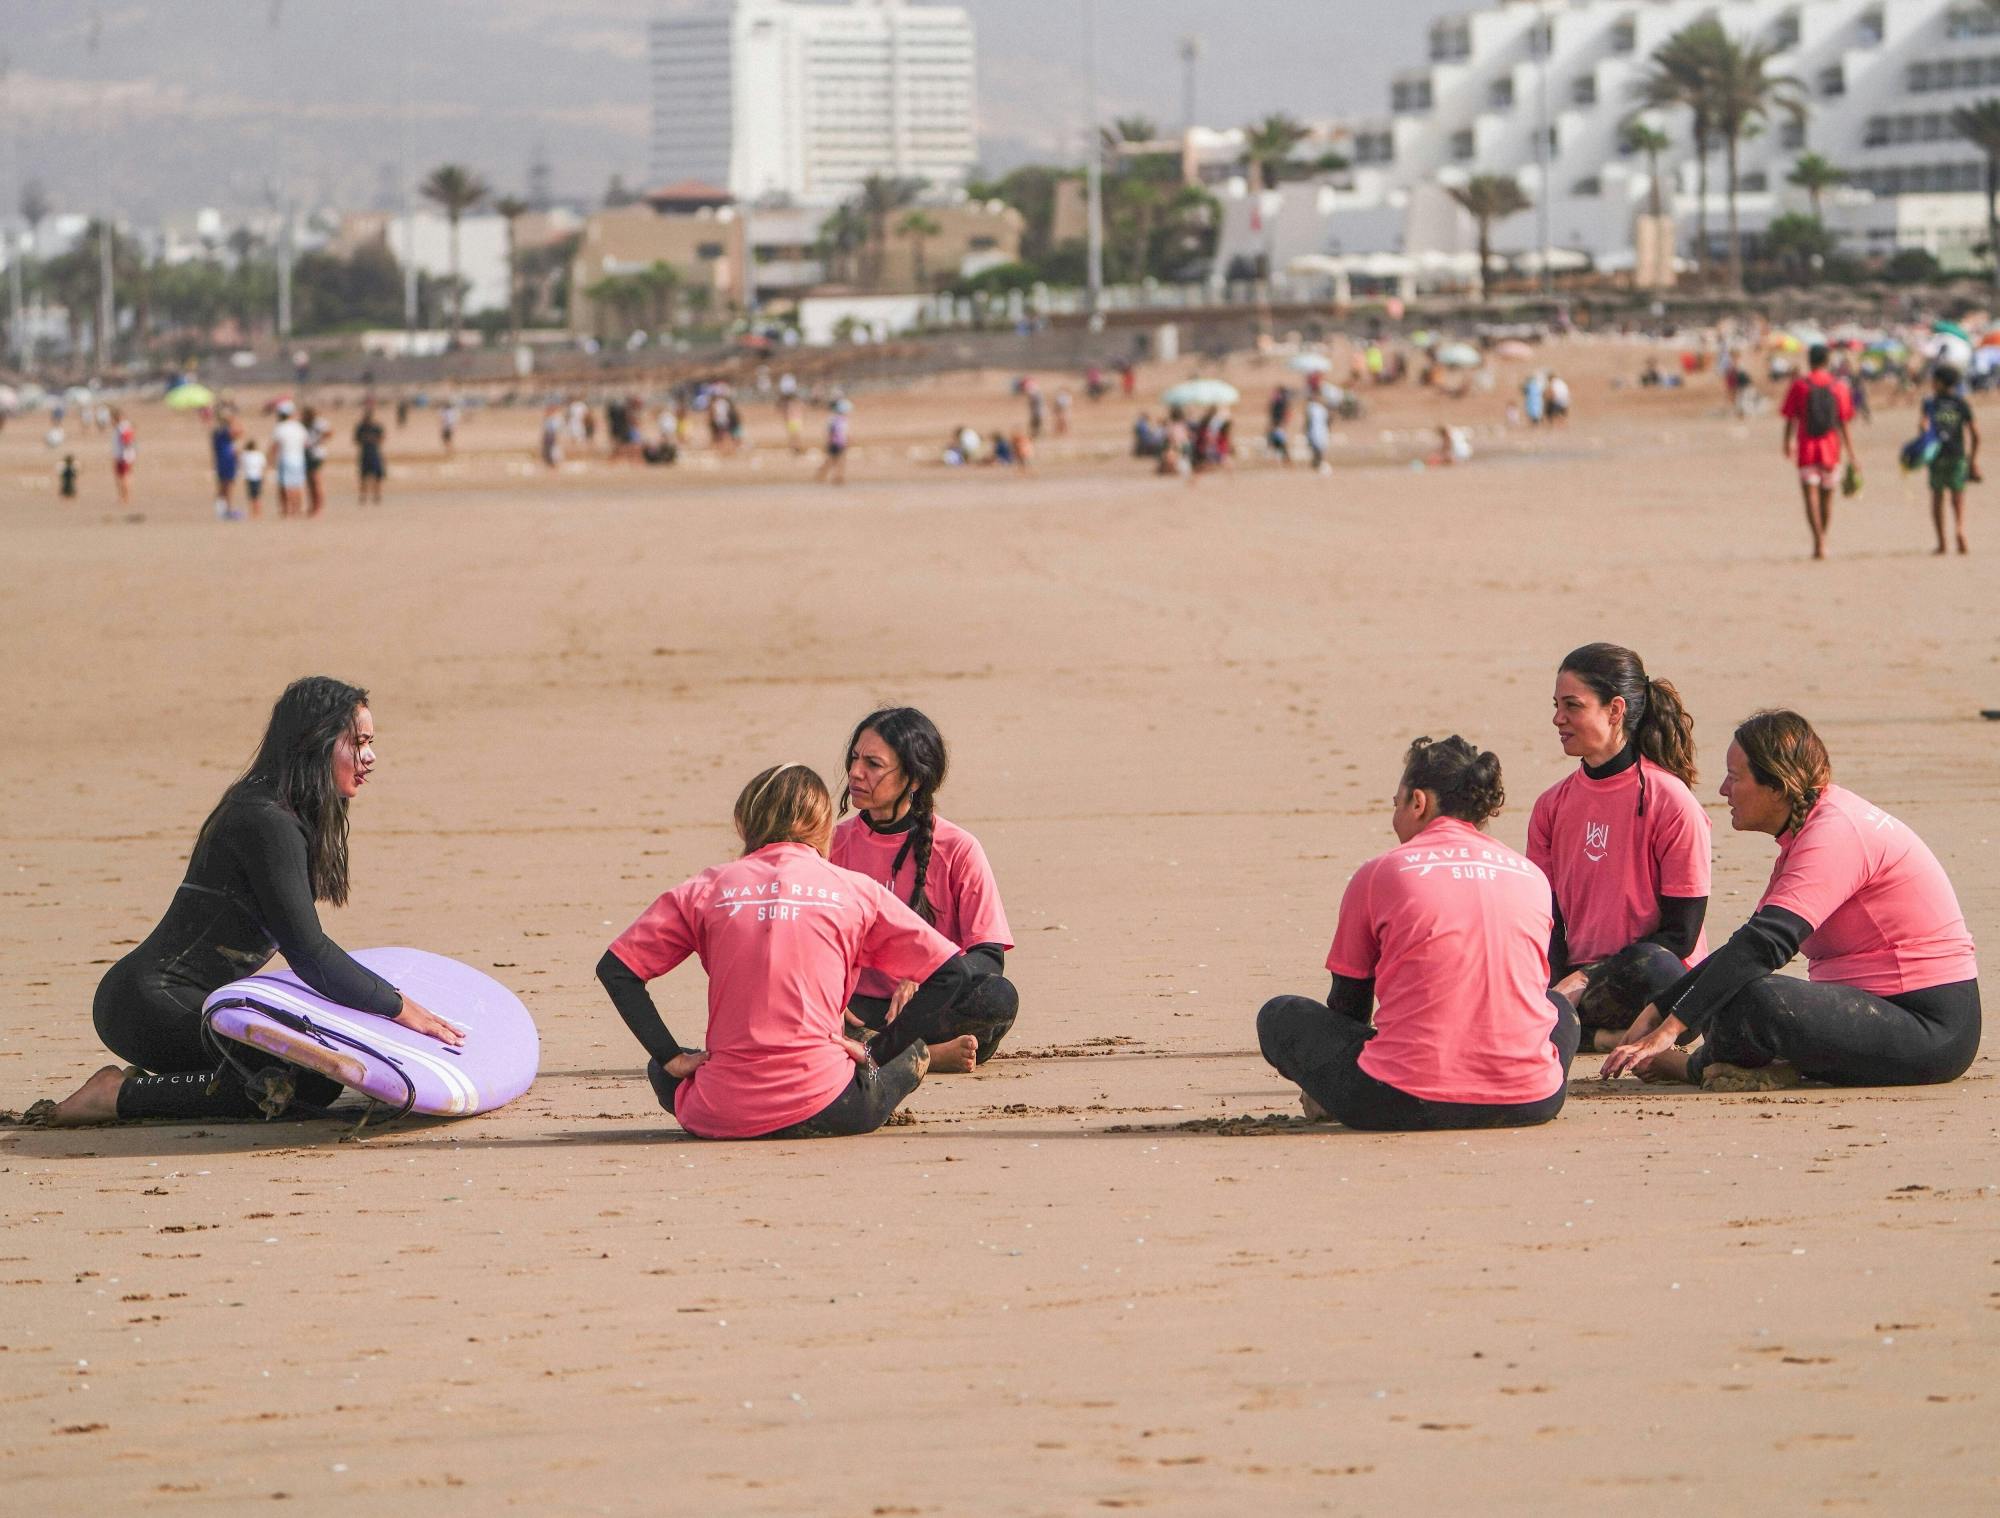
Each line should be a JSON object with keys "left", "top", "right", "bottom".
{"left": 3, "top": 340, "right": 1997, "bottom": 1513}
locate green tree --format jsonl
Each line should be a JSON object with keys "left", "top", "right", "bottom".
{"left": 1953, "top": 99, "right": 2000, "bottom": 291}
{"left": 1760, "top": 212, "right": 1837, "bottom": 285}
{"left": 1707, "top": 35, "right": 1807, "bottom": 290}
{"left": 813, "top": 202, "right": 868, "bottom": 285}
{"left": 1785, "top": 152, "right": 1843, "bottom": 220}
{"left": 857, "top": 174, "right": 925, "bottom": 288}
{"left": 1623, "top": 121, "right": 1672, "bottom": 219}
{"left": 291, "top": 242, "right": 405, "bottom": 333}
{"left": 964, "top": 165, "right": 1070, "bottom": 263}
{"left": 39, "top": 219, "right": 143, "bottom": 356}
{"left": 492, "top": 193, "right": 530, "bottom": 343}
{"left": 896, "top": 210, "right": 942, "bottom": 290}
{"left": 1635, "top": 19, "right": 1727, "bottom": 279}
{"left": 1445, "top": 174, "right": 1532, "bottom": 300}
{"left": 419, "top": 162, "right": 491, "bottom": 344}
{"left": 1242, "top": 111, "right": 1311, "bottom": 191}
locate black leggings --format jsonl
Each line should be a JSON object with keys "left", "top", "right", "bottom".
{"left": 1686, "top": 976, "right": 1980, "bottom": 1087}
{"left": 1571, "top": 941, "right": 1688, "bottom": 1031}
{"left": 647, "top": 1042, "right": 930, "bottom": 1140}
{"left": 1257, "top": 993, "right": 1580, "bottom": 1132}
{"left": 849, "top": 972, "right": 1020, "bottom": 1065}
{"left": 94, "top": 962, "right": 342, "bottom": 1121}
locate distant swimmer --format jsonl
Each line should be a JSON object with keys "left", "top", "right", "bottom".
{"left": 596, "top": 764, "right": 996, "bottom": 1140}
{"left": 1529, "top": 644, "right": 1710, "bottom": 1053}
{"left": 1779, "top": 343, "right": 1855, "bottom": 560}
{"left": 28, "top": 679, "right": 461, "bottom": 1127}
{"left": 1604, "top": 711, "right": 1979, "bottom": 1090}
{"left": 832, "top": 708, "right": 1017, "bottom": 1072}
{"left": 1257, "top": 736, "right": 1579, "bottom": 1131}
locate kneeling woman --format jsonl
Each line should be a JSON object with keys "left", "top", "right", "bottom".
{"left": 1529, "top": 643, "right": 1711, "bottom": 1051}
{"left": 36, "top": 678, "right": 458, "bottom": 1126}
{"left": 1605, "top": 712, "right": 1979, "bottom": 1089}
{"left": 596, "top": 764, "right": 994, "bottom": 1140}
{"left": 1258, "top": 737, "right": 1579, "bottom": 1131}
{"left": 831, "top": 707, "right": 1016, "bottom": 1071}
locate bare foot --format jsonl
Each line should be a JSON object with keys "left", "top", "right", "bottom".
{"left": 44, "top": 1065, "right": 126, "bottom": 1126}
{"left": 1700, "top": 1060, "right": 1801, "bottom": 1093}
{"left": 1958, "top": 535, "right": 1970, "bottom": 555}
{"left": 1299, "top": 1091, "right": 1331, "bottom": 1121}
{"left": 924, "top": 1034, "right": 979, "bottom": 1073}
{"left": 1638, "top": 1048, "right": 1693, "bottom": 1084}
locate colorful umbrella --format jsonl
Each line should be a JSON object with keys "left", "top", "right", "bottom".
{"left": 165, "top": 383, "right": 216, "bottom": 410}
{"left": 1288, "top": 352, "right": 1333, "bottom": 374}
{"left": 1435, "top": 342, "right": 1482, "bottom": 369}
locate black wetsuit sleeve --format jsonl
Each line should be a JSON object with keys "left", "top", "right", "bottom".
{"left": 1640, "top": 894, "right": 1707, "bottom": 960}
{"left": 229, "top": 807, "right": 401, "bottom": 1016}
{"left": 1548, "top": 900, "right": 1573, "bottom": 984}
{"left": 596, "top": 949, "right": 686, "bottom": 1063}
{"left": 1658, "top": 906, "right": 1813, "bottom": 1033}
{"left": 897, "top": 953, "right": 970, "bottom": 1026}
{"left": 963, "top": 943, "right": 1006, "bottom": 978}
{"left": 1326, "top": 974, "right": 1374, "bottom": 1025}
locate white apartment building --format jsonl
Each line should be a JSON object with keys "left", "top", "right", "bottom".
{"left": 649, "top": 0, "right": 977, "bottom": 207}
{"left": 1222, "top": 0, "right": 2000, "bottom": 288}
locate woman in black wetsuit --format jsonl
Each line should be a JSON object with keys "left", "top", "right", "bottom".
{"left": 34, "top": 677, "right": 461, "bottom": 1126}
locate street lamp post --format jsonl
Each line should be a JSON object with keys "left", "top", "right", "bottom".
{"left": 1083, "top": 0, "right": 1104, "bottom": 315}
{"left": 1534, "top": 1, "right": 1554, "bottom": 297}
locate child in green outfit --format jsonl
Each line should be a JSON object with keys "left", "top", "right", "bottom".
{"left": 1923, "top": 367, "right": 1978, "bottom": 555}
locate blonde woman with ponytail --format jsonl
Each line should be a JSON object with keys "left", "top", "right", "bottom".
{"left": 595, "top": 764, "right": 993, "bottom": 1140}
{"left": 1529, "top": 643, "right": 1713, "bottom": 1052}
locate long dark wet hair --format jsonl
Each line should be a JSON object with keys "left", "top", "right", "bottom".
{"left": 199, "top": 676, "right": 369, "bottom": 906}
{"left": 1558, "top": 642, "right": 1698, "bottom": 796}
{"left": 839, "top": 706, "right": 947, "bottom": 925}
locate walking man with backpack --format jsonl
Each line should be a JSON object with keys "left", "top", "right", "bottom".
{"left": 1780, "top": 343, "right": 1855, "bottom": 560}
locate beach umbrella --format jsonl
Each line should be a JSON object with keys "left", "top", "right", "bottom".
{"left": 1493, "top": 339, "right": 1534, "bottom": 361}
{"left": 1789, "top": 324, "right": 1828, "bottom": 349}
{"left": 165, "top": 383, "right": 215, "bottom": 410}
{"left": 1435, "top": 342, "right": 1482, "bottom": 369}
{"left": 1926, "top": 333, "right": 1974, "bottom": 371}
{"left": 64, "top": 385, "right": 93, "bottom": 405}
{"left": 1979, "top": 331, "right": 2000, "bottom": 348}
{"left": 1162, "top": 378, "right": 1240, "bottom": 408}
{"left": 1288, "top": 352, "right": 1333, "bottom": 374}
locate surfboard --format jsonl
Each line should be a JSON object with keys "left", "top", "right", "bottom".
{"left": 200, "top": 947, "right": 538, "bottom": 1117}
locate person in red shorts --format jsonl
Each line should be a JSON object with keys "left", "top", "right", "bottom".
{"left": 1779, "top": 343, "right": 1855, "bottom": 560}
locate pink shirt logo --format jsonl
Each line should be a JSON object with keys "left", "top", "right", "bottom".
{"left": 1583, "top": 821, "right": 1610, "bottom": 861}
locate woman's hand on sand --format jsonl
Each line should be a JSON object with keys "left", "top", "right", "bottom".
{"left": 394, "top": 995, "right": 467, "bottom": 1047}
{"left": 883, "top": 979, "right": 919, "bottom": 1023}
{"left": 1602, "top": 1010, "right": 1684, "bottom": 1080}
{"left": 663, "top": 1050, "right": 708, "bottom": 1080}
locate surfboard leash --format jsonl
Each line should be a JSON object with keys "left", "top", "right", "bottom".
{"left": 200, "top": 998, "right": 419, "bottom": 1137}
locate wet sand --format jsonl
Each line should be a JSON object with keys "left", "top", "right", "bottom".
{"left": 3, "top": 342, "right": 1996, "bottom": 1513}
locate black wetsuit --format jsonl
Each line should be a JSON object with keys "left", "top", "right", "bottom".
{"left": 93, "top": 787, "right": 402, "bottom": 1120}
{"left": 1545, "top": 746, "right": 1709, "bottom": 1032}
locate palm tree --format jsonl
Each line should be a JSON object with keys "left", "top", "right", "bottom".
{"left": 1446, "top": 174, "right": 1533, "bottom": 300}
{"left": 1785, "top": 152, "right": 1843, "bottom": 220}
{"left": 1102, "top": 114, "right": 1161, "bottom": 161}
{"left": 813, "top": 202, "right": 869, "bottom": 286}
{"left": 492, "top": 193, "right": 530, "bottom": 344}
{"left": 1623, "top": 121, "right": 1672, "bottom": 220}
{"left": 896, "top": 210, "right": 942, "bottom": 290}
{"left": 1242, "top": 112, "right": 1311, "bottom": 191}
{"left": 419, "top": 163, "right": 491, "bottom": 344}
{"left": 1635, "top": 20, "right": 1727, "bottom": 279}
{"left": 857, "top": 175, "right": 924, "bottom": 288}
{"left": 1707, "top": 36, "right": 1807, "bottom": 290}
{"left": 1954, "top": 100, "right": 2000, "bottom": 291}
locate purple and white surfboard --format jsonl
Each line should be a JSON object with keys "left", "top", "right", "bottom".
{"left": 201, "top": 948, "right": 538, "bottom": 1117}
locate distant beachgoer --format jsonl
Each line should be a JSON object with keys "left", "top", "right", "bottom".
{"left": 1604, "top": 711, "right": 1980, "bottom": 1091}
{"left": 831, "top": 708, "right": 1018, "bottom": 1073}
{"left": 395, "top": 396, "right": 410, "bottom": 429}
{"left": 817, "top": 402, "right": 850, "bottom": 485}
{"left": 1530, "top": 644, "right": 1710, "bottom": 1053}
{"left": 272, "top": 402, "right": 309, "bottom": 517}
{"left": 240, "top": 440, "right": 267, "bottom": 517}
{"left": 1305, "top": 395, "right": 1331, "bottom": 474}
{"left": 1257, "top": 735, "right": 1577, "bottom": 1131}
{"left": 1119, "top": 360, "right": 1136, "bottom": 398}
{"left": 26, "top": 677, "right": 460, "bottom": 1127}
{"left": 302, "top": 406, "right": 329, "bottom": 516}
{"left": 59, "top": 454, "right": 78, "bottom": 499}
{"left": 212, "top": 411, "right": 241, "bottom": 520}
{"left": 1546, "top": 373, "right": 1571, "bottom": 423}
{"left": 541, "top": 406, "right": 564, "bottom": 468}
{"left": 110, "top": 409, "right": 136, "bottom": 505}
{"left": 1053, "top": 388, "right": 1071, "bottom": 436}
{"left": 596, "top": 764, "right": 995, "bottom": 1140}
{"left": 439, "top": 401, "right": 460, "bottom": 454}
{"left": 1921, "top": 366, "right": 1977, "bottom": 555}
{"left": 1522, "top": 372, "right": 1546, "bottom": 426}
{"left": 1780, "top": 343, "right": 1855, "bottom": 560}
{"left": 354, "top": 406, "right": 387, "bottom": 505}
{"left": 1266, "top": 385, "right": 1291, "bottom": 464}
{"left": 1026, "top": 382, "right": 1045, "bottom": 438}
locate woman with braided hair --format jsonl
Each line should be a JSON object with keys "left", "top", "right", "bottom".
{"left": 1528, "top": 643, "right": 1712, "bottom": 1052}
{"left": 831, "top": 707, "right": 1017, "bottom": 1072}
{"left": 1605, "top": 712, "right": 1979, "bottom": 1090}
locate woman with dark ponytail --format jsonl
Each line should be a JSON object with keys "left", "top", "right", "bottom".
{"left": 1606, "top": 712, "right": 1979, "bottom": 1090}
{"left": 1527, "top": 643, "right": 1712, "bottom": 1051}
{"left": 32, "top": 677, "right": 459, "bottom": 1126}
{"left": 1257, "top": 736, "right": 1579, "bottom": 1131}
{"left": 831, "top": 707, "right": 1017, "bottom": 1071}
